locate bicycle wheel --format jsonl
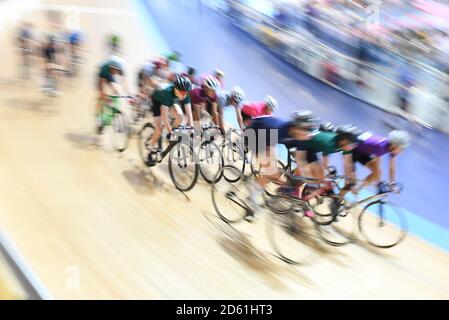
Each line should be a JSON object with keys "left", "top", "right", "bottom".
{"left": 198, "top": 141, "right": 224, "bottom": 184}
{"left": 168, "top": 141, "right": 199, "bottom": 192}
{"left": 267, "top": 209, "right": 318, "bottom": 265}
{"left": 358, "top": 200, "right": 408, "bottom": 248}
{"left": 138, "top": 122, "right": 155, "bottom": 164}
{"left": 111, "top": 111, "right": 131, "bottom": 152}
{"left": 211, "top": 165, "right": 252, "bottom": 224}
{"left": 315, "top": 208, "right": 356, "bottom": 246}
{"left": 222, "top": 142, "right": 245, "bottom": 182}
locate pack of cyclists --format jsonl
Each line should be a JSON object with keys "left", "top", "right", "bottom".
{"left": 92, "top": 38, "right": 411, "bottom": 220}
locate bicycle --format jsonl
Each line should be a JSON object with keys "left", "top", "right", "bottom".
{"left": 211, "top": 165, "right": 321, "bottom": 265}
{"left": 97, "top": 95, "right": 132, "bottom": 152}
{"left": 312, "top": 178, "right": 408, "bottom": 248}
{"left": 138, "top": 124, "right": 199, "bottom": 191}
{"left": 39, "top": 66, "right": 66, "bottom": 113}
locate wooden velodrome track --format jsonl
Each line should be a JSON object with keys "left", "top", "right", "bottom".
{"left": 0, "top": 0, "right": 448, "bottom": 299}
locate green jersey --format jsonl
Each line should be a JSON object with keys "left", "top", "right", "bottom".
{"left": 297, "top": 131, "right": 341, "bottom": 155}
{"left": 152, "top": 85, "right": 190, "bottom": 107}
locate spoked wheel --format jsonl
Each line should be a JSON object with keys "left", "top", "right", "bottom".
{"left": 222, "top": 142, "right": 246, "bottom": 182}
{"left": 168, "top": 141, "right": 199, "bottom": 192}
{"left": 308, "top": 196, "right": 339, "bottom": 226}
{"left": 359, "top": 200, "right": 408, "bottom": 249}
{"left": 138, "top": 122, "right": 155, "bottom": 164}
{"left": 267, "top": 208, "right": 319, "bottom": 265}
{"left": 314, "top": 207, "right": 357, "bottom": 246}
{"left": 198, "top": 141, "right": 224, "bottom": 184}
{"left": 211, "top": 165, "right": 253, "bottom": 224}
{"left": 111, "top": 111, "right": 131, "bottom": 152}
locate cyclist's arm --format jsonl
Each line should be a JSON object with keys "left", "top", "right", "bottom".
{"left": 235, "top": 106, "right": 244, "bottom": 130}
{"left": 322, "top": 154, "right": 330, "bottom": 170}
{"left": 389, "top": 155, "right": 396, "bottom": 182}
{"left": 294, "top": 150, "right": 311, "bottom": 176}
{"left": 161, "top": 105, "right": 173, "bottom": 134}
{"left": 211, "top": 102, "right": 220, "bottom": 127}
{"left": 184, "top": 103, "right": 194, "bottom": 127}
{"left": 343, "top": 153, "right": 354, "bottom": 180}
{"left": 109, "top": 81, "right": 122, "bottom": 96}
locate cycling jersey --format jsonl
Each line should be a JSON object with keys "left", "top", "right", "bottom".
{"left": 190, "top": 87, "right": 217, "bottom": 105}
{"left": 346, "top": 132, "right": 390, "bottom": 157}
{"left": 346, "top": 132, "right": 391, "bottom": 165}
{"left": 43, "top": 44, "right": 57, "bottom": 63}
{"left": 247, "top": 116, "right": 292, "bottom": 154}
{"left": 216, "top": 91, "right": 231, "bottom": 109}
{"left": 241, "top": 102, "right": 269, "bottom": 118}
{"left": 152, "top": 85, "right": 191, "bottom": 117}
{"left": 296, "top": 131, "right": 341, "bottom": 156}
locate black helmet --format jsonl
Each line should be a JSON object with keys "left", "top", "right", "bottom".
{"left": 173, "top": 74, "right": 192, "bottom": 91}
{"left": 319, "top": 121, "right": 336, "bottom": 132}
{"left": 291, "top": 110, "right": 319, "bottom": 130}
{"left": 336, "top": 125, "right": 363, "bottom": 143}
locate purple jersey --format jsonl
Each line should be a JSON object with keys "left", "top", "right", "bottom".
{"left": 354, "top": 132, "right": 390, "bottom": 157}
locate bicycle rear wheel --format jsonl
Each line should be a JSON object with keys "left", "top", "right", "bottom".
{"left": 222, "top": 142, "right": 246, "bottom": 182}
{"left": 267, "top": 209, "right": 318, "bottom": 265}
{"left": 211, "top": 165, "right": 252, "bottom": 224}
{"left": 315, "top": 209, "right": 356, "bottom": 246}
{"left": 358, "top": 200, "right": 408, "bottom": 248}
{"left": 198, "top": 141, "right": 223, "bottom": 184}
{"left": 111, "top": 111, "right": 131, "bottom": 152}
{"left": 168, "top": 141, "right": 198, "bottom": 192}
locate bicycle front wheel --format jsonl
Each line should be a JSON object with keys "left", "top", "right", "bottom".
{"left": 358, "top": 200, "right": 408, "bottom": 249}
{"left": 267, "top": 210, "right": 318, "bottom": 265}
{"left": 111, "top": 111, "right": 131, "bottom": 152}
{"left": 168, "top": 141, "right": 199, "bottom": 192}
{"left": 211, "top": 165, "right": 252, "bottom": 224}
{"left": 222, "top": 142, "right": 245, "bottom": 182}
{"left": 198, "top": 141, "right": 224, "bottom": 184}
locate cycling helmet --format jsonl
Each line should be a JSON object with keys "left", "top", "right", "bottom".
{"left": 319, "top": 121, "right": 336, "bottom": 132}
{"left": 291, "top": 110, "right": 319, "bottom": 130}
{"left": 214, "top": 69, "right": 225, "bottom": 78}
{"left": 173, "top": 74, "right": 192, "bottom": 92}
{"left": 264, "top": 95, "right": 278, "bottom": 111}
{"left": 336, "top": 124, "right": 363, "bottom": 143}
{"left": 230, "top": 86, "right": 245, "bottom": 103}
{"left": 388, "top": 130, "right": 411, "bottom": 148}
{"left": 166, "top": 50, "right": 180, "bottom": 62}
{"left": 108, "top": 55, "right": 125, "bottom": 73}
{"left": 203, "top": 75, "right": 220, "bottom": 91}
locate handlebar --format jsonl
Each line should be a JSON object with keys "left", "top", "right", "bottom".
{"left": 107, "top": 95, "right": 134, "bottom": 99}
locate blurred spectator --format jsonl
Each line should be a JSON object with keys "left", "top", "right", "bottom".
{"left": 304, "top": 0, "right": 320, "bottom": 37}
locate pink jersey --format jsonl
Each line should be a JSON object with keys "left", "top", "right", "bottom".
{"left": 241, "top": 102, "right": 270, "bottom": 118}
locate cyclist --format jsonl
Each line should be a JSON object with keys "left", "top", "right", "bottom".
{"left": 344, "top": 129, "right": 411, "bottom": 193}
{"left": 216, "top": 86, "right": 246, "bottom": 130}
{"left": 145, "top": 74, "right": 193, "bottom": 163}
{"left": 96, "top": 55, "right": 132, "bottom": 134}
{"left": 241, "top": 95, "right": 278, "bottom": 127}
{"left": 137, "top": 59, "right": 157, "bottom": 98}
{"left": 244, "top": 111, "right": 318, "bottom": 220}
{"left": 41, "top": 34, "right": 64, "bottom": 91}
{"left": 292, "top": 124, "right": 362, "bottom": 179}
{"left": 17, "top": 22, "right": 35, "bottom": 79}
{"left": 108, "top": 34, "right": 121, "bottom": 53}
{"left": 190, "top": 75, "right": 221, "bottom": 129}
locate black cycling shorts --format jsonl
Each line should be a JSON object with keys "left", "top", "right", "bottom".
{"left": 351, "top": 150, "right": 374, "bottom": 166}
{"left": 305, "top": 150, "right": 318, "bottom": 164}
{"left": 151, "top": 97, "right": 163, "bottom": 117}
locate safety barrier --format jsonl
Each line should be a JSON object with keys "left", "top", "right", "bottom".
{"left": 204, "top": 1, "right": 449, "bottom": 133}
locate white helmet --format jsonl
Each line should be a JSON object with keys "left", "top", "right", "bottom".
{"left": 388, "top": 130, "right": 411, "bottom": 148}
{"left": 264, "top": 95, "right": 278, "bottom": 111}
{"left": 203, "top": 75, "right": 220, "bottom": 91}
{"left": 108, "top": 55, "right": 125, "bottom": 73}
{"left": 230, "top": 86, "right": 245, "bottom": 103}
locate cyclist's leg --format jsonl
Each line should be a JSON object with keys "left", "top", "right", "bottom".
{"left": 170, "top": 104, "right": 184, "bottom": 128}
{"left": 149, "top": 99, "right": 163, "bottom": 147}
{"left": 192, "top": 103, "right": 202, "bottom": 130}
